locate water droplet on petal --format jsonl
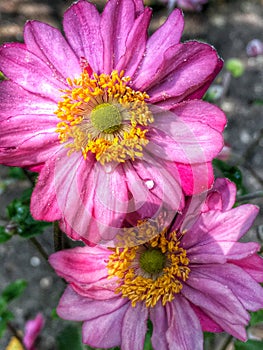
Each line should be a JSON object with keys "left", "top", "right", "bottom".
{"left": 144, "top": 179, "right": 155, "bottom": 190}
{"left": 104, "top": 164, "right": 112, "bottom": 173}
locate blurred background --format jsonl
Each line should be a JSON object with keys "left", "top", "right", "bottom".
{"left": 0, "top": 0, "right": 262, "bottom": 349}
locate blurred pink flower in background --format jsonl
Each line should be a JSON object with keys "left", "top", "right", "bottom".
{"left": 246, "top": 39, "right": 263, "bottom": 57}
{"left": 0, "top": 0, "right": 225, "bottom": 245}
{"left": 49, "top": 179, "right": 263, "bottom": 350}
{"left": 160, "top": 0, "right": 208, "bottom": 12}
{"left": 23, "top": 313, "right": 45, "bottom": 350}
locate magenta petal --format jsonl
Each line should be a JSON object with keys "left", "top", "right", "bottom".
{"left": 49, "top": 246, "right": 110, "bottom": 285}
{"left": 116, "top": 8, "right": 152, "bottom": 77}
{"left": 0, "top": 81, "right": 56, "bottom": 120}
{"left": 121, "top": 303, "right": 148, "bottom": 350}
{"left": 23, "top": 313, "right": 45, "bottom": 350}
{"left": 133, "top": 9, "right": 184, "bottom": 88}
{"left": 191, "top": 305, "right": 223, "bottom": 333}
{"left": 150, "top": 301, "right": 169, "bottom": 350}
{"left": 57, "top": 286, "right": 128, "bottom": 322}
{"left": 203, "top": 178, "right": 237, "bottom": 212}
{"left": 0, "top": 114, "right": 59, "bottom": 168}
{"left": 100, "top": 0, "right": 136, "bottom": 73}
{"left": 63, "top": 0, "right": 103, "bottom": 73}
{"left": 0, "top": 44, "right": 66, "bottom": 101}
{"left": 24, "top": 21, "right": 81, "bottom": 80}
{"left": 82, "top": 303, "right": 128, "bottom": 348}
{"left": 195, "top": 264, "right": 263, "bottom": 311}
{"left": 146, "top": 41, "right": 222, "bottom": 103}
{"left": 231, "top": 254, "right": 263, "bottom": 282}
{"left": 166, "top": 296, "right": 203, "bottom": 350}
{"left": 182, "top": 277, "right": 248, "bottom": 340}
{"left": 170, "top": 100, "right": 226, "bottom": 133}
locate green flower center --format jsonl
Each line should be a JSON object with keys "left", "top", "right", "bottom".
{"left": 139, "top": 248, "right": 166, "bottom": 274}
{"left": 90, "top": 103, "right": 122, "bottom": 134}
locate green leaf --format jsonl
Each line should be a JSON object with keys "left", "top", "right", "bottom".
{"left": 0, "top": 310, "right": 14, "bottom": 338}
{"left": 213, "top": 159, "right": 246, "bottom": 194}
{"left": 1, "top": 280, "right": 27, "bottom": 303}
{"left": 250, "top": 309, "right": 263, "bottom": 326}
{"left": 0, "top": 226, "right": 12, "bottom": 243}
{"left": 8, "top": 167, "right": 27, "bottom": 180}
{"left": 235, "top": 339, "right": 263, "bottom": 350}
{"left": 57, "top": 324, "right": 85, "bottom": 350}
{"left": 0, "top": 297, "right": 7, "bottom": 314}
{"left": 144, "top": 319, "right": 153, "bottom": 350}
{"left": 226, "top": 58, "right": 245, "bottom": 78}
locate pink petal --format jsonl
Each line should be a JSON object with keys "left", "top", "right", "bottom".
{"left": 116, "top": 8, "right": 152, "bottom": 77}
{"left": 121, "top": 303, "right": 148, "bottom": 350}
{"left": 23, "top": 313, "right": 45, "bottom": 350}
{"left": 0, "top": 114, "right": 59, "bottom": 168}
{"left": 57, "top": 286, "right": 128, "bottom": 322}
{"left": 136, "top": 41, "right": 222, "bottom": 102}
{"left": 100, "top": 0, "right": 137, "bottom": 73}
{"left": 182, "top": 277, "right": 249, "bottom": 340}
{"left": 49, "top": 246, "right": 110, "bottom": 285}
{"left": 24, "top": 21, "right": 81, "bottom": 80}
{"left": 63, "top": 0, "right": 103, "bottom": 73}
{"left": 166, "top": 295, "right": 203, "bottom": 350}
{"left": 231, "top": 254, "right": 263, "bottom": 282}
{"left": 0, "top": 81, "right": 56, "bottom": 120}
{"left": 133, "top": 9, "right": 184, "bottom": 87}
{"left": 170, "top": 99, "right": 226, "bottom": 133}
{"left": 147, "top": 108, "right": 224, "bottom": 163}
{"left": 194, "top": 264, "right": 263, "bottom": 311}
{"left": 203, "top": 178, "right": 237, "bottom": 212}
{"left": 0, "top": 44, "right": 66, "bottom": 101}
{"left": 150, "top": 301, "right": 169, "bottom": 350}
{"left": 82, "top": 302, "right": 129, "bottom": 348}
{"left": 191, "top": 305, "right": 223, "bottom": 333}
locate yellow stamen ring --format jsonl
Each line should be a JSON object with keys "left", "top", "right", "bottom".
{"left": 107, "top": 229, "right": 190, "bottom": 308}
{"left": 55, "top": 70, "right": 153, "bottom": 164}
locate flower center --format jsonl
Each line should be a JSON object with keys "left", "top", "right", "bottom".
{"left": 55, "top": 68, "right": 153, "bottom": 164}
{"left": 107, "top": 227, "right": 190, "bottom": 308}
{"left": 139, "top": 248, "right": 166, "bottom": 274}
{"left": 90, "top": 103, "right": 122, "bottom": 134}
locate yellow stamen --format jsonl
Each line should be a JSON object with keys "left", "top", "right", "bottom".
{"left": 55, "top": 70, "right": 153, "bottom": 164}
{"left": 107, "top": 228, "right": 190, "bottom": 308}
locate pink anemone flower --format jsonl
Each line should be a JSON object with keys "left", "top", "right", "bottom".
{"left": 49, "top": 178, "right": 263, "bottom": 350}
{"left": 0, "top": 0, "right": 225, "bottom": 245}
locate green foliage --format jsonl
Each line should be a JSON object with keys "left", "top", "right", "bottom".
{"left": 250, "top": 309, "right": 263, "bottom": 326}
{"left": 0, "top": 280, "right": 27, "bottom": 338}
{"left": 57, "top": 324, "right": 84, "bottom": 350}
{"left": 8, "top": 167, "right": 27, "bottom": 180}
{"left": 234, "top": 339, "right": 263, "bottom": 350}
{"left": 0, "top": 188, "right": 51, "bottom": 242}
{"left": 213, "top": 159, "right": 246, "bottom": 194}
{"left": 225, "top": 58, "right": 245, "bottom": 78}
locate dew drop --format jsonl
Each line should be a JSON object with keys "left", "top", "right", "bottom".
{"left": 104, "top": 163, "right": 113, "bottom": 173}
{"left": 144, "top": 179, "right": 155, "bottom": 190}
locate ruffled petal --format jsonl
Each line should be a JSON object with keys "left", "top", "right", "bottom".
{"left": 230, "top": 254, "right": 263, "bottom": 283}
{"left": 63, "top": 0, "right": 103, "bottom": 73}
{"left": 0, "top": 81, "right": 56, "bottom": 120}
{"left": 132, "top": 9, "right": 184, "bottom": 87}
{"left": 24, "top": 21, "right": 81, "bottom": 80}
{"left": 182, "top": 276, "right": 249, "bottom": 340}
{"left": 182, "top": 204, "right": 259, "bottom": 249}
{"left": 57, "top": 286, "right": 128, "bottom": 321}
{"left": 166, "top": 296, "right": 203, "bottom": 350}
{"left": 115, "top": 8, "right": 152, "bottom": 77}
{"left": 82, "top": 302, "right": 129, "bottom": 348}
{"left": 0, "top": 44, "right": 66, "bottom": 101}
{"left": 134, "top": 41, "right": 222, "bottom": 103}
{"left": 0, "top": 114, "right": 59, "bottom": 168}
{"left": 170, "top": 99, "right": 226, "bottom": 133}
{"left": 194, "top": 264, "right": 263, "bottom": 311}
{"left": 203, "top": 178, "right": 237, "bottom": 212}
{"left": 150, "top": 301, "right": 169, "bottom": 350}
{"left": 121, "top": 303, "right": 148, "bottom": 350}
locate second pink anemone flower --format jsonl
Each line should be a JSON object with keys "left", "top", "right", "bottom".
{"left": 49, "top": 179, "right": 263, "bottom": 349}
{"left": 0, "top": 0, "right": 226, "bottom": 245}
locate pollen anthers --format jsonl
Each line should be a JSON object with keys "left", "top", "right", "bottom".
{"left": 55, "top": 69, "right": 153, "bottom": 164}
{"left": 107, "top": 226, "right": 190, "bottom": 308}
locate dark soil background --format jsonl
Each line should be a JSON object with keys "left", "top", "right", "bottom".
{"left": 0, "top": 0, "right": 262, "bottom": 349}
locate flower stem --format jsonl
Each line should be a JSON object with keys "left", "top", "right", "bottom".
{"left": 53, "top": 221, "right": 65, "bottom": 252}
{"left": 237, "top": 191, "right": 263, "bottom": 202}
{"left": 7, "top": 322, "right": 26, "bottom": 350}
{"left": 29, "top": 237, "right": 49, "bottom": 261}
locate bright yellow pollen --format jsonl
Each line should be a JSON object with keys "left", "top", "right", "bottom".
{"left": 55, "top": 69, "right": 153, "bottom": 164}
{"left": 107, "top": 229, "right": 190, "bottom": 308}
